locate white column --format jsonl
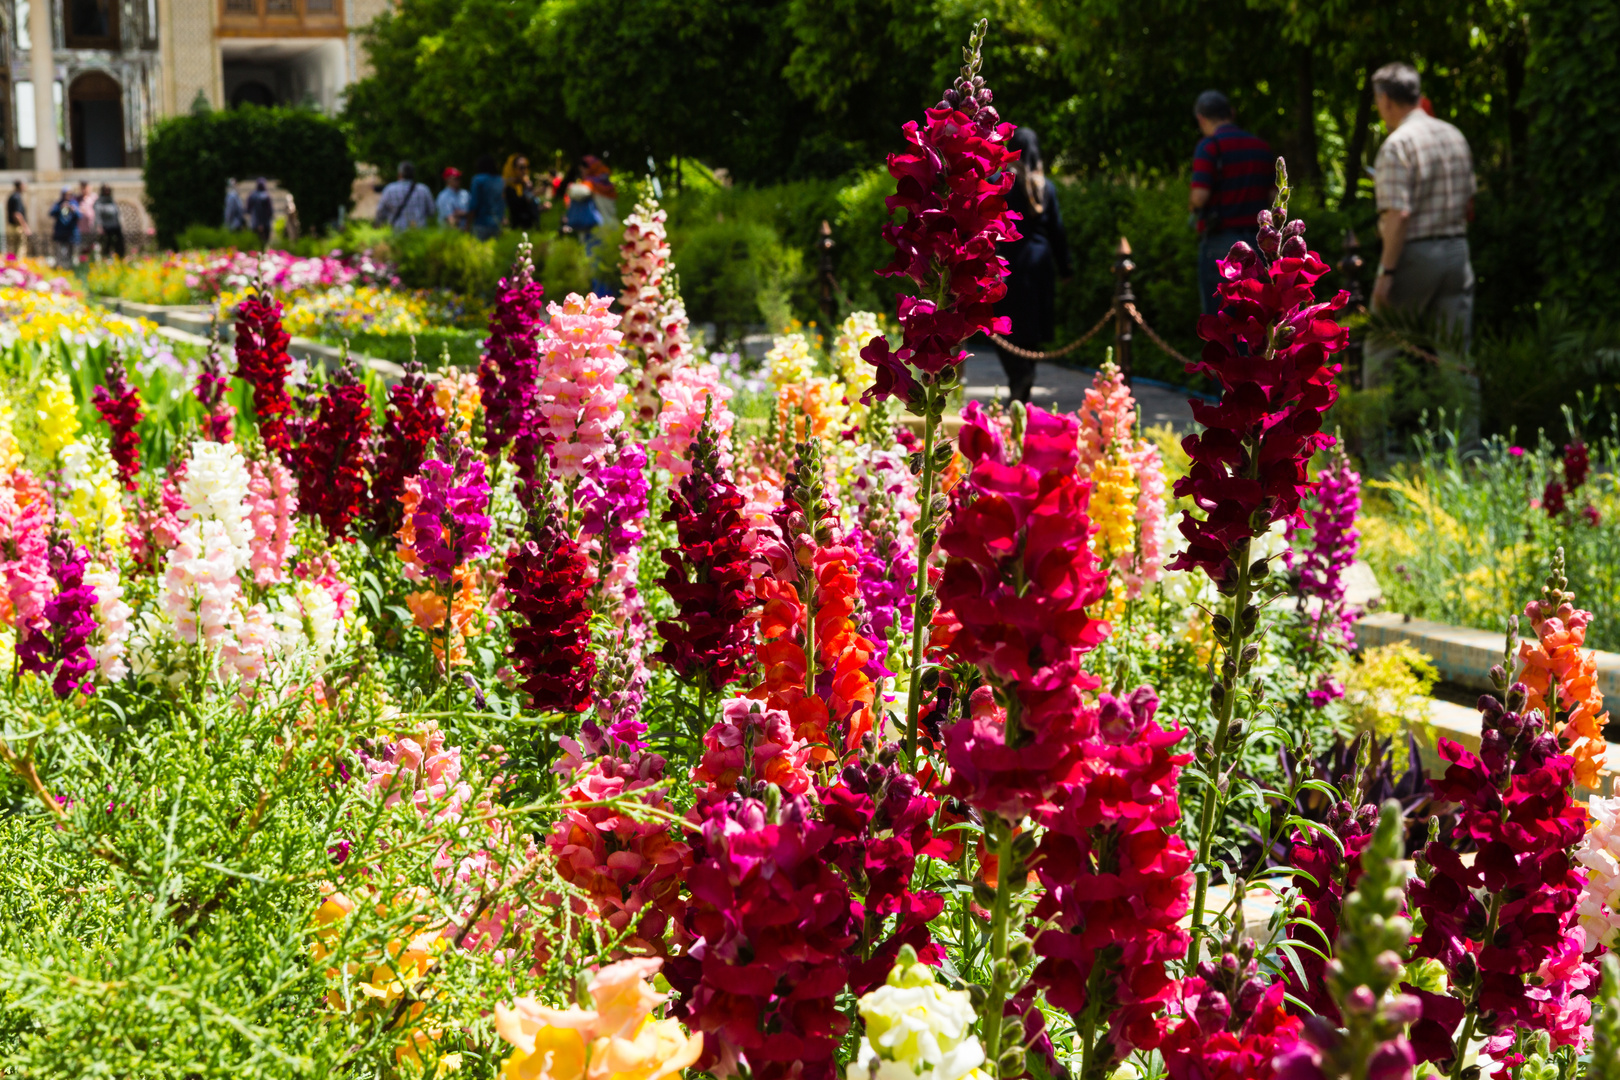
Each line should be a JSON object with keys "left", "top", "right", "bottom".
{"left": 29, "top": 0, "right": 59, "bottom": 177}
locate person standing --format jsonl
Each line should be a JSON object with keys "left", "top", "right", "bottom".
{"left": 6, "top": 181, "right": 30, "bottom": 256}
{"left": 1188, "top": 91, "right": 1274, "bottom": 315}
{"left": 76, "top": 181, "right": 97, "bottom": 253}
{"left": 247, "top": 179, "right": 275, "bottom": 247}
{"left": 469, "top": 155, "right": 505, "bottom": 240}
{"left": 49, "top": 188, "right": 79, "bottom": 267}
{"left": 1366, "top": 61, "right": 1477, "bottom": 389}
{"left": 582, "top": 155, "right": 618, "bottom": 228}
{"left": 992, "top": 127, "right": 1071, "bottom": 404}
{"left": 503, "top": 155, "right": 540, "bottom": 231}
{"left": 95, "top": 184, "right": 124, "bottom": 259}
{"left": 224, "top": 178, "right": 246, "bottom": 232}
{"left": 436, "top": 167, "right": 470, "bottom": 230}
{"left": 374, "top": 161, "right": 433, "bottom": 231}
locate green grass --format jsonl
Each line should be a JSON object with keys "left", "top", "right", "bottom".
{"left": 325, "top": 330, "right": 485, "bottom": 370}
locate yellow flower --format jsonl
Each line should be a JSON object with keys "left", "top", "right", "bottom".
{"left": 434, "top": 368, "right": 482, "bottom": 438}
{"left": 833, "top": 311, "right": 883, "bottom": 389}
{"left": 0, "top": 388, "right": 22, "bottom": 472}
{"left": 59, "top": 437, "right": 126, "bottom": 551}
{"left": 1088, "top": 451, "right": 1138, "bottom": 619}
{"left": 766, "top": 332, "right": 816, "bottom": 391}
{"left": 36, "top": 371, "right": 80, "bottom": 460}
{"left": 494, "top": 959, "right": 703, "bottom": 1080}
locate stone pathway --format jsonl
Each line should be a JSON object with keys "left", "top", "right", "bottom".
{"left": 960, "top": 346, "right": 1199, "bottom": 431}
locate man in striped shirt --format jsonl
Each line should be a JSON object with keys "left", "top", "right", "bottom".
{"left": 1189, "top": 91, "right": 1274, "bottom": 315}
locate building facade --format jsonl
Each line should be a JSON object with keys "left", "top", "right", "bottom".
{"left": 0, "top": 0, "right": 384, "bottom": 233}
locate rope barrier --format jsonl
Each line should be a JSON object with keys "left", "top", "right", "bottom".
{"left": 988, "top": 309, "right": 1114, "bottom": 361}
{"left": 1123, "top": 302, "right": 1194, "bottom": 367}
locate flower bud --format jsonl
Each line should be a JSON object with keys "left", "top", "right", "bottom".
{"left": 967, "top": 982, "right": 989, "bottom": 1008}
{"left": 1210, "top": 682, "right": 1226, "bottom": 710}
{"left": 972, "top": 882, "right": 997, "bottom": 908}
{"left": 1280, "top": 235, "right": 1307, "bottom": 259}
{"left": 1000, "top": 1016, "right": 1025, "bottom": 1043}
{"left": 1008, "top": 937, "right": 1034, "bottom": 967}
{"left": 908, "top": 451, "right": 925, "bottom": 475}
{"left": 997, "top": 1049, "right": 1025, "bottom": 1077}
{"left": 932, "top": 442, "right": 956, "bottom": 468}
{"left": 1344, "top": 985, "right": 1377, "bottom": 1015}
{"left": 992, "top": 958, "right": 1018, "bottom": 987}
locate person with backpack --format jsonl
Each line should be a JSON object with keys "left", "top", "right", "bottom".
{"left": 49, "top": 188, "right": 79, "bottom": 267}
{"left": 373, "top": 161, "right": 433, "bottom": 231}
{"left": 95, "top": 184, "right": 124, "bottom": 259}
{"left": 247, "top": 178, "right": 275, "bottom": 247}
{"left": 1188, "top": 91, "right": 1274, "bottom": 314}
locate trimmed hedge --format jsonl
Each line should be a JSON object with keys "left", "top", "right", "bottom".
{"left": 144, "top": 105, "right": 356, "bottom": 249}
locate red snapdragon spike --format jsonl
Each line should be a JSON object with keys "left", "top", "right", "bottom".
{"left": 292, "top": 356, "right": 372, "bottom": 541}
{"left": 861, "top": 41, "right": 1019, "bottom": 407}
{"left": 1030, "top": 687, "right": 1195, "bottom": 1062}
{"left": 233, "top": 288, "right": 295, "bottom": 458}
{"left": 1543, "top": 478, "right": 1567, "bottom": 518}
{"left": 936, "top": 402, "right": 1111, "bottom": 821}
{"left": 194, "top": 343, "right": 236, "bottom": 443}
{"left": 654, "top": 415, "right": 754, "bottom": 691}
{"left": 1405, "top": 686, "right": 1593, "bottom": 1064}
{"left": 1563, "top": 440, "right": 1590, "bottom": 492}
{"left": 503, "top": 506, "right": 596, "bottom": 714}
{"left": 16, "top": 542, "right": 98, "bottom": 699}
{"left": 1160, "top": 976, "right": 1304, "bottom": 1080}
{"left": 665, "top": 793, "right": 857, "bottom": 1080}
{"left": 819, "top": 756, "right": 949, "bottom": 995}
{"left": 1168, "top": 217, "right": 1346, "bottom": 590}
{"left": 369, "top": 361, "right": 445, "bottom": 538}
{"left": 477, "top": 240, "right": 545, "bottom": 460}
{"left": 91, "top": 359, "right": 143, "bottom": 491}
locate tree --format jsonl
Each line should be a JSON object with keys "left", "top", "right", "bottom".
{"left": 144, "top": 106, "right": 354, "bottom": 247}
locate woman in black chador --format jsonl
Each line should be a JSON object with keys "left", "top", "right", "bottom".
{"left": 994, "top": 127, "right": 1071, "bottom": 404}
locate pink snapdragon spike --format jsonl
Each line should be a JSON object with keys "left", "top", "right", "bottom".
{"left": 411, "top": 434, "right": 493, "bottom": 585}
{"left": 536, "top": 292, "right": 626, "bottom": 480}
{"left": 1287, "top": 448, "right": 1362, "bottom": 650}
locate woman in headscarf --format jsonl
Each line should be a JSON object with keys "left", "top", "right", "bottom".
{"left": 502, "top": 154, "right": 540, "bottom": 231}
{"left": 993, "top": 127, "right": 1071, "bottom": 404}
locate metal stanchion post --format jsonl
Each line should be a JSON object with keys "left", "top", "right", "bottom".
{"left": 1112, "top": 236, "right": 1136, "bottom": 385}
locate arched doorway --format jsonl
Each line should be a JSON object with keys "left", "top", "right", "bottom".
{"left": 69, "top": 72, "right": 124, "bottom": 169}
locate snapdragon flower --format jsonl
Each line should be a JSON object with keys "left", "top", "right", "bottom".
{"left": 846, "top": 948, "right": 988, "bottom": 1080}
{"left": 179, "top": 439, "right": 254, "bottom": 569}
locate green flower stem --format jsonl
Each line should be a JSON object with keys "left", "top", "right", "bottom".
{"left": 980, "top": 823, "right": 1016, "bottom": 1069}
{"left": 1186, "top": 533, "right": 1254, "bottom": 965}
{"left": 904, "top": 384, "right": 943, "bottom": 764}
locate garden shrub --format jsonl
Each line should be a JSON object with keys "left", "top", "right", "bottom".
{"left": 386, "top": 226, "right": 500, "bottom": 296}
{"left": 143, "top": 105, "right": 356, "bottom": 248}
{"left": 176, "top": 225, "right": 263, "bottom": 252}
{"left": 673, "top": 218, "right": 802, "bottom": 337}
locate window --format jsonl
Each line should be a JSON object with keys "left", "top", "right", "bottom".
{"left": 15, "top": 0, "right": 29, "bottom": 51}
{"left": 65, "top": 0, "right": 118, "bottom": 48}
{"left": 223, "top": 0, "right": 255, "bottom": 13}
{"left": 14, "top": 81, "right": 33, "bottom": 151}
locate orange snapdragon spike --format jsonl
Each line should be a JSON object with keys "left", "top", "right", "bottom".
{"left": 1521, "top": 601, "right": 1608, "bottom": 790}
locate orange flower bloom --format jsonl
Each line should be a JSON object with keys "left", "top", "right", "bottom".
{"left": 1520, "top": 599, "right": 1609, "bottom": 790}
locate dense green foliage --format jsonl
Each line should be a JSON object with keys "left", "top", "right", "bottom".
{"left": 144, "top": 106, "right": 356, "bottom": 248}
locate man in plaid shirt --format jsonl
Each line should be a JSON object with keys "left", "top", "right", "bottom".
{"left": 1367, "top": 61, "right": 1477, "bottom": 391}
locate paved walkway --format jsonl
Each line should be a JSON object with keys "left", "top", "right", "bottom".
{"left": 960, "top": 347, "right": 1199, "bottom": 431}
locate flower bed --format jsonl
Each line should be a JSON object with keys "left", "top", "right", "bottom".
{"left": 87, "top": 247, "right": 398, "bottom": 305}
{"left": 0, "top": 26, "right": 1615, "bottom": 1080}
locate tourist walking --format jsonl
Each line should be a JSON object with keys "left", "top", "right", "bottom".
{"left": 224, "top": 178, "right": 246, "bottom": 232}
{"left": 1188, "top": 90, "right": 1274, "bottom": 315}
{"left": 437, "top": 167, "right": 470, "bottom": 230}
{"left": 76, "top": 181, "right": 97, "bottom": 251}
{"left": 992, "top": 127, "right": 1071, "bottom": 404}
{"left": 582, "top": 155, "right": 618, "bottom": 227}
{"left": 1365, "top": 60, "right": 1477, "bottom": 389}
{"left": 469, "top": 155, "right": 505, "bottom": 240}
{"left": 247, "top": 179, "right": 275, "bottom": 247}
{"left": 374, "top": 162, "right": 434, "bottom": 231}
{"left": 6, "top": 181, "right": 30, "bottom": 256}
{"left": 49, "top": 188, "right": 79, "bottom": 267}
{"left": 503, "top": 155, "right": 541, "bottom": 231}
{"left": 95, "top": 184, "right": 124, "bottom": 259}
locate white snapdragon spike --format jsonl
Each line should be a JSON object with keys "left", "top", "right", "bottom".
{"left": 1577, "top": 796, "right": 1620, "bottom": 949}
{"left": 273, "top": 578, "right": 340, "bottom": 657}
{"left": 83, "top": 560, "right": 132, "bottom": 682}
{"left": 179, "top": 439, "right": 254, "bottom": 569}
{"left": 847, "top": 951, "right": 990, "bottom": 1080}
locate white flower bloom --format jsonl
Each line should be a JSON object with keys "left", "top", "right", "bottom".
{"left": 274, "top": 578, "right": 339, "bottom": 657}
{"left": 1577, "top": 795, "right": 1620, "bottom": 949}
{"left": 179, "top": 440, "right": 253, "bottom": 568}
{"left": 83, "top": 560, "right": 132, "bottom": 682}
{"left": 847, "top": 955, "right": 989, "bottom": 1080}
